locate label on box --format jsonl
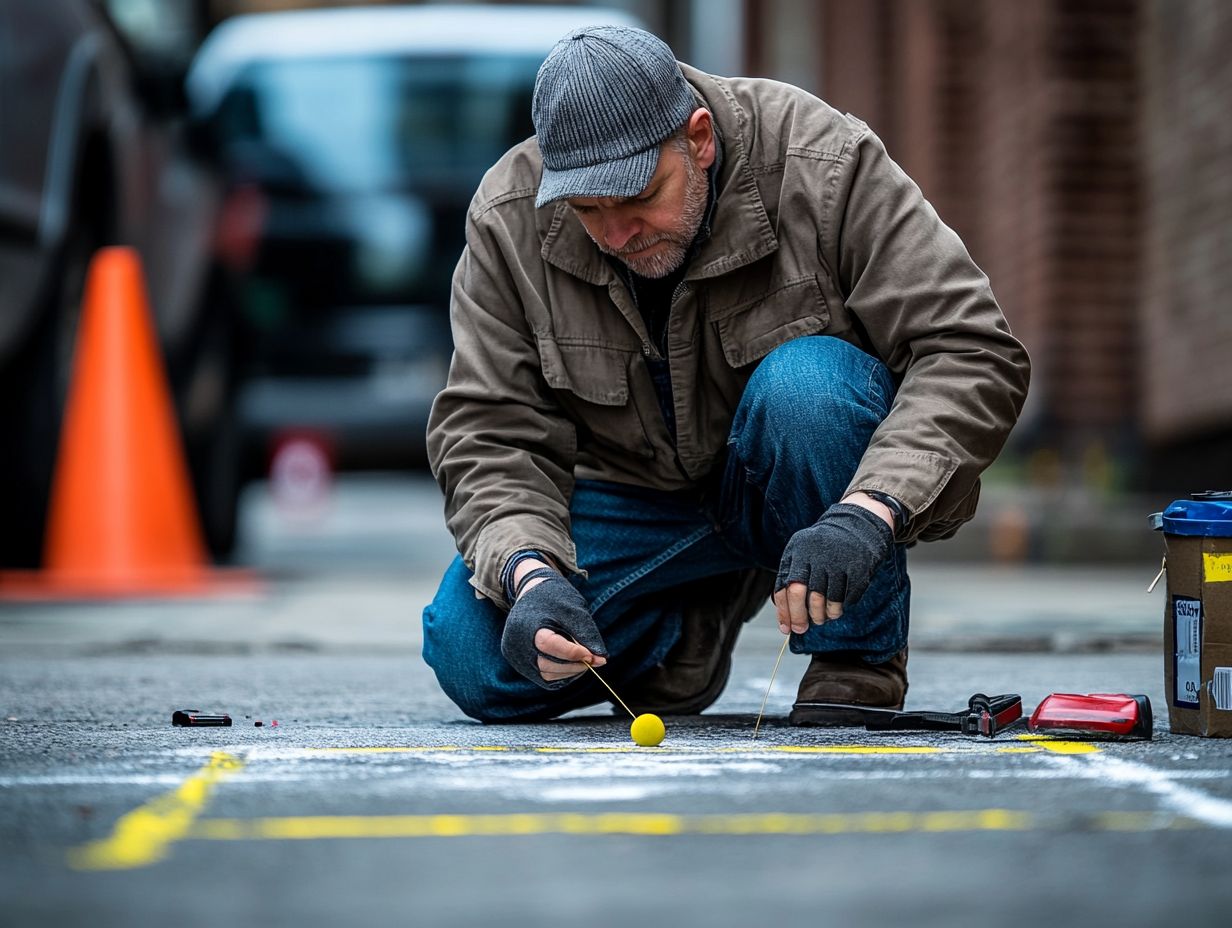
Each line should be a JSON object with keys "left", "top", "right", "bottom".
{"left": 1215, "top": 668, "right": 1232, "bottom": 712}
{"left": 1173, "top": 596, "right": 1202, "bottom": 710}
{"left": 1203, "top": 553, "right": 1232, "bottom": 583}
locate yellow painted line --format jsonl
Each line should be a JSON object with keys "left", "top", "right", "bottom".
{"left": 533, "top": 747, "right": 645, "bottom": 754}
{"left": 188, "top": 809, "right": 1037, "bottom": 841}
{"left": 185, "top": 808, "right": 1205, "bottom": 841}
{"left": 67, "top": 752, "right": 243, "bottom": 871}
{"left": 304, "top": 745, "right": 952, "bottom": 756}
{"left": 763, "top": 746, "right": 942, "bottom": 755}
{"left": 1015, "top": 735, "right": 1100, "bottom": 755}
{"left": 533, "top": 746, "right": 946, "bottom": 755}
{"left": 300, "top": 744, "right": 1108, "bottom": 754}
{"left": 312, "top": 746, "right": 464, "bottom": 754}
{"left": 1094, "top": 811, "right": 1204, "bottom": 832}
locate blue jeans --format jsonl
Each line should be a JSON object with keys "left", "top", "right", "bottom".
{"left": 422, "top": 336, "right": 910, "bottom": 721}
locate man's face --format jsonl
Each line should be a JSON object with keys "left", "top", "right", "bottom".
{"left": 567, "top": 138, "right": 709, "bottom": 279}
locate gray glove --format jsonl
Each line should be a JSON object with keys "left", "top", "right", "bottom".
{"left": 775, "top": 503, "right": 893, "bottom": 607}
{"left": 501, "top": 569, "right": 608, "bottom": 689}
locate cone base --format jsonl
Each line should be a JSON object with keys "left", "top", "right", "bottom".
{"left": 0, "top": 567, "right": 262, "bottom": 601}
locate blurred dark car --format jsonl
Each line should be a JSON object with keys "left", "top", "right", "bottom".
{"left": 183, "top": 5, "right": 638, "bottom": 479}
{"left": 0, "top": 0, "right": 236, "bottom": 567}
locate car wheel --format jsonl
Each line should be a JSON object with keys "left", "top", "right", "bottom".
{"left": 0, "top": 226, "right": 92, "bottom": 568}
{"left": 191, "top": 388, "right": 242, "bottom": 564}
{"left": 178, "top": 289, "right": 243, "bottom": 563}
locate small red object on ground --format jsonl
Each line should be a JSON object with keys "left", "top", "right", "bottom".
{"left": 1029, "top": 693, "right": 1153, "bottom": 740}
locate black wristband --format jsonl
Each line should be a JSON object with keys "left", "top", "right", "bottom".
{"left": 513, "top": 566, "right": 559, "bottom": 601}
{"left": 501, "top": 548, "right": 546, "bottom": 602}
{"left": 863, "top": 490, "right": 910, "bottom": 538}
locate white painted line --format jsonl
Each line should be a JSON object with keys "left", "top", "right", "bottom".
{"left": 5, "top": 767, "right": 1229, "bottom": 790}
{"left": 0, "top": 775, "right": 198, "bottom": 787}
{"left": 1045, "top": 753, "right": 1232, "bottom": 828}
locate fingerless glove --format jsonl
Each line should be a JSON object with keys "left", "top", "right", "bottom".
{"left": 775, "top": 503, "right": 893, "bottom": 606}
{"left": 500, "top": 569, "right": 608, "bottom": 689}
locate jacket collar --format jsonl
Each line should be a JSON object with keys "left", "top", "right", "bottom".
{"left": 539, "top": 66, "right": 778, "bottom": 287}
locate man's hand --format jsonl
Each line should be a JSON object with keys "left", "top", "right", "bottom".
{"left": 501, "top": 568, "right": 607, "bottom": 688}
{"left": 773, "top": 494, "right": 895, "bottom": 634}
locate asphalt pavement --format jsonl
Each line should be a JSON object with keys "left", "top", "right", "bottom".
{"left": 1, "top": 474, "right": 1228, "bottom": 928}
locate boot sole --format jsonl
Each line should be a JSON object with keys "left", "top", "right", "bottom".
{"left": 789, "top": 701, "right": 904, "bottom": 728}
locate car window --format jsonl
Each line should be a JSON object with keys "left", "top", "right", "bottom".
{"left": 213, "top": 54, "right": 539, "bottom": 195}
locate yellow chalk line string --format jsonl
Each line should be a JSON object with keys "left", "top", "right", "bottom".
{"left": 585, "top": 663, "right": 636, "bottom": 720}
{"left": 553, "top": 627, "right": 636, "bottom": 719}
{"left": 753, "top": 636, "right": 791, "bottom": 740}
{"left": 67, "top": 751, "right": 244, "bottom": 871}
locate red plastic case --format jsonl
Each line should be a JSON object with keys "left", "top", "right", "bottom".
{"left": 1028, "top": 693, "right": 1152, "bottom": 739}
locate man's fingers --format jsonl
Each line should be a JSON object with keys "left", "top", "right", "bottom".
{"left": 785, "top": 582, "right": 810, "bottom": 634}
{"left": 537, "top": 658, "right": 591, "bottom": 680}
{"left": 807, "top": 592, "right": 844, "bottom": 624}
{"left": 534, "top": 628, "right": 601, "bottom": 663}
{"left": 808, "top": 591, "right": 829, "bottom": 625}
{"left": 776, "top": 584, "right": 820, "bottom": 633}
{"left": 803, "top": 594, "right": 842, "bottom": 623}
{"left": 533, "top": 628, "right": 605, "bottom": 681}
{"left": 773, "top": 589, "right": 790, "bottom": 633}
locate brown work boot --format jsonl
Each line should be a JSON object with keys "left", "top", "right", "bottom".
{"left": 788, "top": 648, "right": 909, "bottom": 726}
{"left": 620, "top": 569, "right": 775, "bottom": 715}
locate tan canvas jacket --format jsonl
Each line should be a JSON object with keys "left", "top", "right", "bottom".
{"left": 428, "top": 64, "right": 1031, "bottom": 608}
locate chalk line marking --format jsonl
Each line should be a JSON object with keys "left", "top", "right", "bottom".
{"left": 302, "top": 744, "right": 1005, "bottom": 756}
{"left": 14, "top": 766, "right": 1232, "bottom": 789}
{"left": 184, "top": 809, "right": 1206, "bottom": 842}
{"left": 67, "top": 752, "right": 244, "bottom": 871}
{"left": 58, "top": 738, "right": 1231, "bottom": 871}
{"left": 1043, "top": 752, "right": 1232, "bottom": 828}
{"left": 1016, "top": 735, "right": 1099, "bottom": 755}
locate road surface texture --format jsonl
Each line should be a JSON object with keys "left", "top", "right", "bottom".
{"left": 2, "top": 475, "right": 1228, "bottom": 928}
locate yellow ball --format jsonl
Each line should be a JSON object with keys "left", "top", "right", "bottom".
{"left": 630, "top": 713, "right": 665, "bottom": 747}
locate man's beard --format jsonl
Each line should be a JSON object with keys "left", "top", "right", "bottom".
{"left": 592, "top": 150, "right": 708, "bottom": 279}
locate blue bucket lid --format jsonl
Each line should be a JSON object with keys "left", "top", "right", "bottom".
{"left": 1155, "top": 497, "right": 1232, "bottom": 537}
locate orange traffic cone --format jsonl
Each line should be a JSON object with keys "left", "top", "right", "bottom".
{"left": 0, "top": 247, "right": 258, "bottom": 598}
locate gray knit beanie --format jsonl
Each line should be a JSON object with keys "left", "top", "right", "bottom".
{"left": 532, "top": 25, "right": 696, "bottom": 208}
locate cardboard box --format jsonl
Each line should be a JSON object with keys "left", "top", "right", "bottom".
{"left": 1157, "top": 497, "right": 1232, "bottom": 737}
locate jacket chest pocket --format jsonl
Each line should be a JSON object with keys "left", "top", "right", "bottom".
{"left": 537, "top": 337, "right": 656, "bottom": 459}
{"left": 708, "top": 275, "right": 831, "bottom": 367}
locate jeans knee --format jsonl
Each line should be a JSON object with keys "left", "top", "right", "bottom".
{"left": 727, "top": 336, "right": 895, "bottom": 497}
{"left": 423, "top": 617, "right": 507, "bottom": 723}
{"left": 422, "top": 566, "right": 510, "bottom": 722}
{"left": 745, "top": 336, "right": 892, "bottom": 421}
{"left": 423, "top": 566, "right": 574, "bottom": 723}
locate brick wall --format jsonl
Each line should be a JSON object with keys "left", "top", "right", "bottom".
{"left": 1139, "top": 0, "right": 1232, "bottom": 445}
{"left": 1037, "top": 0, "right": 1140, "bottom": 442}
{"left": 810, "top": 0, "right": 1142, "bottom": 456}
